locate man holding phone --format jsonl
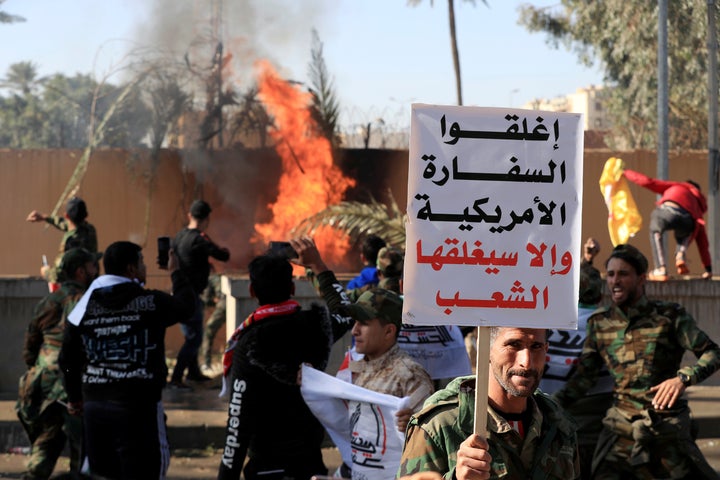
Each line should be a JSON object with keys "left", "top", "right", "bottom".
{"left": 170, "top": 200, "right": 230, "bottom": 388}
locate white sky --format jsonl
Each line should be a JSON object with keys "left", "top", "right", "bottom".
{"left": 0, "top": 0, "right": 604, "bottom": 130}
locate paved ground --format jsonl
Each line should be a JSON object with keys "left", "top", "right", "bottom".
{"left": 1, "top": 383, "right": 719, "bottom": 478}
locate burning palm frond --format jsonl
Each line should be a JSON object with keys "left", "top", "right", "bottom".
{"left": 291, "top": 193, "right": 407, "bottom": 249}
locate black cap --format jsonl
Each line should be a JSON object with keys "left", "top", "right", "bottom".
{"left": 58, "top": 248, "right": 101, "bottom": 281}
{"left": 66, "top": 197, "right": 88, "bottom": 223}
{"left": 190, "top": 200, "right": 212, "bottom": 220}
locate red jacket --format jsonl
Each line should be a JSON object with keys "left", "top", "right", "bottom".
{"left": 624, "top": 169, "right": 711, "bottom": 269}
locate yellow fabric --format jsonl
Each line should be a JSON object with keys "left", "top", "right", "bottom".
{"left": 599, "top": 157, "right": 642, "bottom": 246}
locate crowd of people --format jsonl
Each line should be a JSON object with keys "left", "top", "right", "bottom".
{"left": 18, "top": 189, "right": 720, "bottom": 480}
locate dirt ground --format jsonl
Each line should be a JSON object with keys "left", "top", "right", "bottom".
{"left": 0, "top": 447, "right": 343, "bottom": 479}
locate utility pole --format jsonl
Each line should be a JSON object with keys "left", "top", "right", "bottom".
{"left": 657, "top": 0, "right": 669, "bottom": 265}
{"left": 657, "top": 0, "right": 669, "bottom": 181}
{"left": 212, "top": 0, "right": 224, "bottom": 148}
{"left": 708, "top": 0, "right": 719, "bottom": 271}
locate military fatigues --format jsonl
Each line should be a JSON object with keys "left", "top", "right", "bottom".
{"left": 16, "top": 281, "right": 86, "bottom": 479}
{"left": 44, "top": 216, "right": 98, "bottom": 283}
{"left": 200, "top": 274, "right": 226, "bottom": 368}
{"left": 398, "top": 376, "right": 580, "bottom": 479}
{"left": 350, "top": 344, "right": 433, "bottom": 398}
{"left": 554, "top": 296, "right": 720, "bottom": 479}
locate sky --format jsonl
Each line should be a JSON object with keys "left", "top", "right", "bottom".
{"left": 0, "top": 0, "right": 604, "bottom": 131}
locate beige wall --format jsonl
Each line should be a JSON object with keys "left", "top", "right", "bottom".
{"left": 1, "top": 147, "right": 713, "bottom": 279}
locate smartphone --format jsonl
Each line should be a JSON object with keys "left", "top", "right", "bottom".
{"left": 157, "top": 236, "right": 170, "bottom": 268}
{"left": 268, "top": 241, "right": 298, "bottom": 259}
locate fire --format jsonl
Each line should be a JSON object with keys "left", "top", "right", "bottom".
{"left": 253, "top": 60, "right": 356, "bottom": 271}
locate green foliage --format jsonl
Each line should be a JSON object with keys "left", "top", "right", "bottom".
{"left": 518, "top": 1, "right": 718, "bottom": 149}
{"left": 0, "top": 63, "right": 151, "bottom": 148}
{"left": 292, "top": 192, "right": 407, "bottom": 249}
{"left": 0, "top": 0, "right": 24, "bottom": 24}
{"left": 308, "top": 29, "right": 341, "bottom": 147}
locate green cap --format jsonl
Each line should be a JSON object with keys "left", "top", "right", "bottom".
{"left": 345, "top": 288, "right": 403, "bottom": 329}
{"left": 58, "top": 248, "right": 101, "bottom": 281}
{"left": 376, "top": 246, "right": 404, "bottom": 278}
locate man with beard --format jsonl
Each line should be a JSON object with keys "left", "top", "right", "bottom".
{"left": 554, "top": 244, "right": 720, "bottom": 479}
{"left": 397, "top": 327, "right": 580, "bottom": 479}
{"left": 16, "top": 248, "right": 99, "bottom": 479}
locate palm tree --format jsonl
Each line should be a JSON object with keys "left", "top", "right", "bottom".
{"left": 0, "top": 0, "right": 25, "bottom": 24}
{"left": 291, "top": 191, "right": 407, "bottom": 249}
{"left": 1, "top": 62, "right": 39, "bottom": 95}
{"left": 407, "top": 0, "right": 487, "bottom": 106}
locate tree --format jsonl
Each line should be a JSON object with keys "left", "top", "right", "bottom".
{"left": 518, "top": 1, "right": 716, "bottom": 149}
{"left": 308, "top": 28, "right": 341, "bottom": 147}
{"left": 407, "top": 0, "right": 487, "bottom": 106}
{"left": 292, "top": 191, "right": 407, "bottom": 249}
{"left": 1, "top": 61, "right": 39, "bottom": 95}
{"left": 0, "top": 0, "right": 24, "bottom": 24}
{"left": 0, "top": 64, "right": 151, "bottom": 148}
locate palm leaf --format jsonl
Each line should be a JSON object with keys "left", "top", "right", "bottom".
{"left": 291, "top": 193, "right": 407, "bottom": 249}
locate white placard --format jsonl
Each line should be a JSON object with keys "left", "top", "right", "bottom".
{"left": 403, "top": 104, "right": 583, "bottom": 329}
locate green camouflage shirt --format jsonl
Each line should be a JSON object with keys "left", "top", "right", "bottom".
{"left": 44, "top": 216, "right": 98, "bottom": 282}
{"left": 17, "top": 281, "right": 86, "bottom": 423}
{"left": 397, "top": 376, "right": 580, "bottom": 479}
{"left": 45, "top": 216, "right": 98, "bottom": 254}
{"left": 553, "top": 295, "right": 720, "bottom": 417}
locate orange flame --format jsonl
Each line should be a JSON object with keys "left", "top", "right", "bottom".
{"left": 253, "top": 60, "right": 356, "bottom": 270}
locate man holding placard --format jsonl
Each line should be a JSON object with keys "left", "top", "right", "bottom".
{"left": 397, "top": 326, "right": 579, "bottom": 478}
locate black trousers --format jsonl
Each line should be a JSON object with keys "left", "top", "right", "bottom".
{"left": 83, "top": 400, "right": 169, "bottom": 480}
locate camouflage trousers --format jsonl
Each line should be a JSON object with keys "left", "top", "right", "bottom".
{"left": 19, "top": 403, "right": 82, "bottom": 479}
{"left": 200, "top": 298, "right": 226, "bottom": 368}
{"left": 592, "top": 405, "right": 718, "bottom": 479}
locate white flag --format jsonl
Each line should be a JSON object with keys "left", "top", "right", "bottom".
{"left": 300, "top": 365, "right": 410, "bottom": 480}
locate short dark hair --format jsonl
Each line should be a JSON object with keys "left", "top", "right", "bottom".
{"left": 687, "top": 180, "right": 701, "bottom": 191}
{"left": 66, "top": 197, "right": 88, "bottom": 224}
{"left": 103, "top": 241, "right": 142, "bottom": 276}
{"left": 605, "top": 244, "right": 648, "bottom": 275}
{"left": 190, "top": 200, "right": 212, "bottom": 220}
{"left": 249, "top": 255, "right": 293, "bottom": 305}
{"left": 361, "top": 234, "right": 386, "bottom": 265}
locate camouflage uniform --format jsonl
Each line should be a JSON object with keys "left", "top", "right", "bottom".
{"left": 45, "top": 215, "right": 98, "bottom": 254}
{"left": 44, "top": 215, "right": 98, "bottom": 283}
{"left": 349, "top": 343, "right": 433, "bottom": 398}
{"left": 554, "top": 295, "right": 720, "bottom": 479}
{"left": 397, "top": 376, "right": 580, "bottom": 479}
{"left": 200, "top": 273, "right": 226, "bottom": 368}
{"left": 16, "top": 280, "right": 86, "bottom": 479}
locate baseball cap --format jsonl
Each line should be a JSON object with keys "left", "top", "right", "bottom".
{"left": 190, "top": 200, "right": 212, "bottom": 220}
{"left": 376, "top": 246, "right": 404, "bottom": 278}
{"left": 58, "top": 248, "right": 102, "bottom": 280}
{"left": 65, "top": 197, "right": 88, "bottom": 223}
{"left": 344, "top": 288, "right": 403, "bottom": 330}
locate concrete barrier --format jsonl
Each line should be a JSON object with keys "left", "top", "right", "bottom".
{"left": 2, "top": 275, "right": 719, "bottom": 394}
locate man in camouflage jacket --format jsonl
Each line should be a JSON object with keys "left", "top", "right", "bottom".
{"left": 397, "top": 327, "right": 580, "bottom": 479}
{"left": 26, "top": 197, "right": 99, "bottom": 285}
{"left": 16, "top": 248, "right": 99, "bottom": 479}
{"left": 554, "top": 244, "right": 720, "bottom": 479}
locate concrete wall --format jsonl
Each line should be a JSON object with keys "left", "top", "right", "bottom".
{"left": 1, "top": 274, "right": 718, "bottom": 394}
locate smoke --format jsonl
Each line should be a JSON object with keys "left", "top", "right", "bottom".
{"left": 130, "top": 0, "right": 343, "bottom": 271}
{"left": 133, "top": 0, "right": 336, "bottom": 89}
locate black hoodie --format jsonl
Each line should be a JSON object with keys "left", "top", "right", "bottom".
{"left": 60, "top": 271, "right": 195, "bottom": 405}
